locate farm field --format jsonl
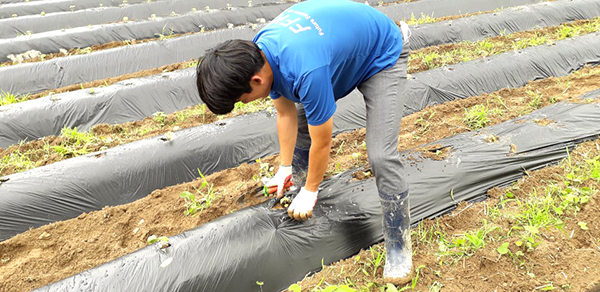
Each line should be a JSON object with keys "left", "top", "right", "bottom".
{"left": 1, "top": 0, "right": 600, "bottom": 291}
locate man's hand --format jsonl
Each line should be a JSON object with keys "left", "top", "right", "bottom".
{"left": 264, "top": 165, "right": 293, "bottom": 198}
{"left": 288, "top": 187, "right": 318, "bottom": 220}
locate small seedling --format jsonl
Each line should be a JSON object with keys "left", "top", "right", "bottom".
{"left": 414, "top": 110, "right": 435, "bottom": 137}
{"left": 156, "top": 25, "right": 175, "bottom": 40}
{"left": 153, "top": 111, "right": 167, "bottom": 126}
{"left": 147, "top": 235, "right": 170, "bottom": 248}
{"left": 524, "top": 90, "right": 543, "bottom": 109}
{"left": 497, "top": 242, "right": 510, "bottom": 256}
{"left": 252, "top": 158, "right": 274, "bottom": 182}
{"left": 180, "top": 169, "right": 215, "bottom": 216}
{"left": 405, "top": 12, "right": 436, "bottom": 26}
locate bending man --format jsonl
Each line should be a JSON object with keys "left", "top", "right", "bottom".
{"left": 195, "top": 0, "right": 412, "bottom": 282}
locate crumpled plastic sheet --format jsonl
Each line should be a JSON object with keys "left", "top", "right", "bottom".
{"left": 0, "top": 0, "right": 401, "bottom": 19}
{"left": 0, "top": 0, "right": 544, "bottom": 63}
{"left": 0, "top": 0, "right": 281, "bottom": 38}
{"left": 37, "top": 89, "right": 600, "bottom": 292}
{"left": 0, "top": 4, "right": 291, "bottom": 62}
{"left": 0, "top": 0, "right": 156, "bottom": 19}
{"left": 0, "top": 26, "right": 260, "bottom": 96}
{"left": 0, "top": 0, "right": 553, "bottom": 95}
{"left": 0, "top": 91, "right": 365, "bottom": 241}
{"left": 407, "top": 0, "right": 600, "bottom": 50}
{"left": 2, "top": 30, "right": 600, "bottom": 149}
{"left": 0, "top": 0, "right": 46, "bottom": 5}
{"left": 1, "top": 31, "right": 599, "bottom": 240}
{"left": 404, "top": 32, "right": 600, "bottom": 115}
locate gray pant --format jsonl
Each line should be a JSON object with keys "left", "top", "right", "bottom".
{"left": 296, "top": 34, "right": 410, "bottom": 195}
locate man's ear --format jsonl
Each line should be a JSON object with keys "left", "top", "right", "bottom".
{"left": 250, "top": 74, "right": 264, "bottom": 85}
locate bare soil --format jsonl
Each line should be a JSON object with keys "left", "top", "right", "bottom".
{"left": 297, "top": 139, "right": 600, "bottom": 291}
{"left": 2, "top": 20, "right": 598, "bottom": 177}
{"left": 1, "top": 63, "right": 599, "bottom": 291}
{"left": 2, "top": 7, "right": 530, "bottom": 103}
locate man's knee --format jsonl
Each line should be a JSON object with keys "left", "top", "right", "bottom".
{"left": 367, "top": 149, "right": 391, "bottom": 170}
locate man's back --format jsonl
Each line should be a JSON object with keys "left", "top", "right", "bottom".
{"left": 253, "top": 0, "right": 403, "bottom": 125}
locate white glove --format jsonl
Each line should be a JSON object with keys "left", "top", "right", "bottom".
{"left": 288, "top": 187, "right": 318, "bottom": 221}
{"left": 264, "top": 165, "right": 293, "bottom": 198}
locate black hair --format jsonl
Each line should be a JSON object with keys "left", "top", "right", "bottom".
{"left": 196, "top": 39, "right": 265, "bottom": 115}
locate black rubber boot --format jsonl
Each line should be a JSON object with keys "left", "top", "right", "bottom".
{"left": 379, "top": 190, "right": 412, "bottom": 281}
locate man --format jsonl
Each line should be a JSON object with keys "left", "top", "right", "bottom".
{"left": 196, "top": 0, "right": 412, "bottom": 282}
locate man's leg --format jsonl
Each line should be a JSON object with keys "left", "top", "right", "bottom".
{"left": 293, "top": 104, "right": 311, "bottom": 181}
{"left": 357, "top": 35, "right": 411, "bottom": 281}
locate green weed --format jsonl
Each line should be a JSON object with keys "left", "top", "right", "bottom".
{"left": 0, "top": 148, "right": 38, "bottom": 173}
{"left": 513, "top": 33, "right": 548, "bottom": 50}
{"left": 156, "top": 25, "right": 175, "bottom": 40}
{"left": 73, "top": 47, "right": 93, "bottom": 55}
{"left": 438, "top": 219, "right": 498, "bottom": 259}
{"left": 51, "top": 127, "right": 102, "bottom": 158}
{"left": 414, "top": 110, "right": 436, "bottom": 138}
{"left": 176, "top": 104, "right": 207, "bottom": 123}
{"left": 180, "top": 169, "right": 215, "bottom": 216}
{"left": 251, "top": 158, "right": 274, "bottom": 183}
{"left": 462, "top": 103, "right": 501, "bottom": 130}
{"left": 405, "top": 12, "right": 436, "bottom": 25}
{"left": 524, "top": 90, "right": 543, "bottom": 109}
{"left": 558, "top": 25, "right": 583, "bottom": 40}
{"left": 232, "top": 97, "right": 273, "bottom": 115}
{"left": 0, "top": 90, "right": 30, "bottom": 106}
{"left": 153, "top": 111, "right": 168, "bottom": 126}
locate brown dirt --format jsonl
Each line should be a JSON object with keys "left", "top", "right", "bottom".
{"left": 408, "top": 19, "right": 599, "bottom": 73}
{"left": 0, "top": 102, "right": 225, "bottom": 176}
{"left": 4, "top": 29, "right": 599, "bottom": 178}
{"left": 296, "top": 139, "right": 600, "bottom": 291}
{"left": 1, "top": 60, "right": 599, "bottom": 291}
{"left": 4, "top": 8, "right": 567, "bottom": 103}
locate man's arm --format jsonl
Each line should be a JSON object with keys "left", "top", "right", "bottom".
{"left": 304, "top": 117, "right": 333, "bottom": 192}
{"left": 272, "top": 97, "right": 298, "bottom": 166}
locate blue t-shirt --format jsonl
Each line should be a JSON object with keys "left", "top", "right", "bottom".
{"left": 253, "top": 0, "right": 403, "bottom": 126}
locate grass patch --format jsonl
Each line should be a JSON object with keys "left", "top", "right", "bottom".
{"left": 0, "top": 90, "right": 30, "bottom": 106}
{"left": 462, "top": 103, "right": 502, "bottom": 130}
{"left": 293, "top": 138, "right": 600, "bottom": 291}
{"left": 51, "top": 127, "right": 104, "bottom": 158}
{"left": 409, "top": 18, "right": 600, "bottom": 73}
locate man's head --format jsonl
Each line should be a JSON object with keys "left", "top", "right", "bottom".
{"left": 196, "top": 39, "right": 271, "bottom": 115}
